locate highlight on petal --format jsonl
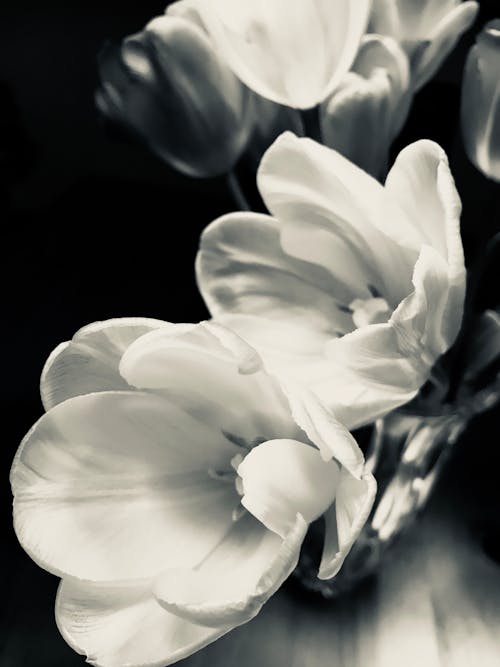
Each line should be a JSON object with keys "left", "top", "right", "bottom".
{"left": 237, "top": 439, "right": 340, "bottom": 537}
{"left": 321, "top": 35, "right": 411, "bottom": 177}
{"left": 11, "top": 391, "right": 242, "bottom": 581}
{"left": 196, "top": 211, "right": 351, "bottom": 335}
{"left": 40, "top": 317, "right": 166, "bottom": 410}
{"left": 384, "top": 140, "right": 463, "bottom": 263}
{"left": 194, "top": 0, "right": 371, "bottom": 108}
{"left": 120, "top": 321, "right": 302, "bottom": 446}
{"left": 154, "top": 512, "right": 307, "bottom": 627}
{"left": 461, "top": 20, "right": 500, "bottom": 182}
{"left": 257, "top": 132, "right": 420, "bottom": 305}
{"left": 56, "top": 578, "right": 229, "bottom": 667}
{"left": 319, "top": 469, "right": 377, "bottom": 580}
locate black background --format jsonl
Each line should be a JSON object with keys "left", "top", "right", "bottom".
{"left": 1, "top": 1, "right": 500, "bottom": 665}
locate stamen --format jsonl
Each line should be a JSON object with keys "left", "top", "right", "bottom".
{"left": 207, "top": 468, "right": 236, "bottom": 483}
{"left": 222, "top": 430, "right": 251, "bottom": 450}
{"left": 231, "top": 505, "right": 247, "bottom": 522}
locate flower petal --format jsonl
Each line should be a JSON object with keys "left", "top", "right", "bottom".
{"left": 257, "top": 132, "right": 420, "bottom": 307}
{"left": 385, "top": 141, "right": 466, "bottom": 349}
{"left": 412, "top": 2, "right": 479, "bottom": 91}
{"left": 40, "top": 317, "right": 166, "bottom": 410}
{"left": 385, "top": 140, "right": 463, "bottom": 260}
{"left": 461, "top": 20, "right": 500, "bottom": 182}
{"left": 11, "top": 391, "right": 240, "bottom": 581}
{"left": 278, "top": 381, "right": 365, "bottom": 477}
{"left": 321, "top": 35, "right": 410, "bottom": 177}
{"left": 237, "top": 439, "right": 340, "bottom": 537}
{"left": 154, "top": 512, "right": 307, "bottom": 627}
{"left": 120, "top": 321, "right": 302, "bottom": 447}
{"left": 319, "top": 469, "right": 377, "bottom": 579}
{"left": 323, "top": 320, "right": 430, "bottom": 429}
{"left": 56, "top": 578, "right": 229, "bottom": 667}
{"left": 322, "top": 244, "right": 464, "bottom": 428}
{"left": 196, "top": 211, "right": 352, "bottom": 333}
{"left": 193, "top": 0, "right": 371, "bottom": 108}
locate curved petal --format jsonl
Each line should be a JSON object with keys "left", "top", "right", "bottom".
{"left": 384, "top": 140, "right": 464, "bottom": 267}
{"left": 11, "top": 391, "right": 240, "bottom": 581}
{"left": 412, "top": 2, "right": 479, "bottom": 91}
{"left": 194, "top": 0, "right": 371, "bottom": 108}
{"left": 323, "top": 322, "right": 428, "bottom": 429}
{"left": 154, "top": 512, "right": 307, "bottom": 627}
{"left": 56, "top": 578, "right": 229, "bottom": 667}
{"left": 120, "top": 321, "right": 303, "bottom": 448}
{"left": 196, "top": 211, "right": 352, "bottom": 333}
{"left": 40, "top": 317, "right": 166, "bottom": 410}
{"left": 322, "top": 244, "right": 464, "bottom": 428}
{"left": 257, "top": 132, "right": 420, "bottom": 307}
{"left": 319, "top": 469, "right": 377, "bottom": 579}
{"left": 237, "top": 439, "right": 340, "bottom": 537}
{"left": 278, "top": 381, "right": 365, "bottom": 477}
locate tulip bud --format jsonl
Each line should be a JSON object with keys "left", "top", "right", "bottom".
{"left": 370, "top": 0, "right": 478, "bottom": 91}
{"left": 96, "top": 15, "right": 255, "bottom": 178}
{"left": 320, "top": 35, "right": 410, "bottom": 177}
{"left": 461, "top": 20, "right": 500, "bottom": 182}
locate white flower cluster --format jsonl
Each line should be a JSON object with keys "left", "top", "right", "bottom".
{"left": 12, "top": 1, "right": 500, "bottom": 666}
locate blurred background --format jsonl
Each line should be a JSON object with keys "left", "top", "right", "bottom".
{"left": 1, "top": 1, "right": 500, "bottom": 665}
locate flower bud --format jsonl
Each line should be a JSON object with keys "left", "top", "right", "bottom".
{"left": 97, "top": 15, "right": 255, "bottom": 177}
{"left": 320, "top": 35, "right": 410, "bottom": 177}
{"left": 370, "top": 0, "right": 478, "bottom": 90}
{"left": 461, "top": 20, "right": 500, "bottom": 182}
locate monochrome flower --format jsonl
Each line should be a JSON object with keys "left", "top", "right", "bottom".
{"left": 370, "top": 0, "right": 479, "bottom": 90}
{"left": 320, "top": 34, "right": 410, "bottom": 177}
{"left": 175, "top": 0, "right": 372, "bottom": 109}
{"left": 96, "top": 13, "right": 255, "bottom": 177}
{"left": 11, "top": 318, "right": 375, "bottom": 666}
{"left": 461, "top": 20, "right": 500, "bottom": 182}
{"left": 197, "top": 133, "right": 466, "bottom": 429}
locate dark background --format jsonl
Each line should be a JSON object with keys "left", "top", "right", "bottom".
{"left": 1, "top": 1, "right": 499, "bottom": 665}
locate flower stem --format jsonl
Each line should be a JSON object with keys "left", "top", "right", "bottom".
{"left": 227, "top": 170, "right": 250, "bottom": 211}
{"left": 301, "top": 106, "right": 322, "bottom": 142}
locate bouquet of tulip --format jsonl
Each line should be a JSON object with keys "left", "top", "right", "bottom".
{"left": 10, "top": 1, "right": 500, "bottom": 666}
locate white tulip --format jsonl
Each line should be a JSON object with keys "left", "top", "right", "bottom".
{"left": 197, "top": 133, "right": 466, "bottom": 429}
{"left": 12, "top": 319, "right": 375, "bottom": 666}
{"left": 170, "top": 0, "right": 372, "bottom": 109}
{"left": 370, "top": 0, "right": 479, "bottom": 90}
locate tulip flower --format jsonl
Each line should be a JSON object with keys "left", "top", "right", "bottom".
{"left": 370, "top": 0, "right": 479, "bottom": 90}
{"left": 174, "top": 0, "right": 372, "bottom": 109}
{"left": 461, "top": 20, "right": 500, "bottom": 182}
{"left": 197, "top": 133, "right": 466, "bottom": 430}
{"left": 320, "top": 34, "right": 411, "bottom": 177}
{"left": 11, "top": 318, "right": 375, "bottom": 666}
{"left": 96, "top": 14, "right": 255, "bottom": 177}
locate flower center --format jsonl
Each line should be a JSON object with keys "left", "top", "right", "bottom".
{"left": 349, "top": 296, "right": 392, "bottom": 328}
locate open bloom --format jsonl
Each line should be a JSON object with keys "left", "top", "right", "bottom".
{"left": 173, "top": 0, "right": 372, "bottom": 109}
{"left": 320, "top": 34, "right": 411, "bottom": 177}
{"left": 370, "top": 0, "right": 479, "bottom": 90}
{"left": 197, "top": 133, "right": 466, "bottom": 430}
{"left": 461, "top": 20, "right": 500, "bottom": 182}
{"left": 97, "top": 13, "right": 255, "bottom": 177}
{"left": 11, "top": 317, "right": 375, "bottom": 666}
